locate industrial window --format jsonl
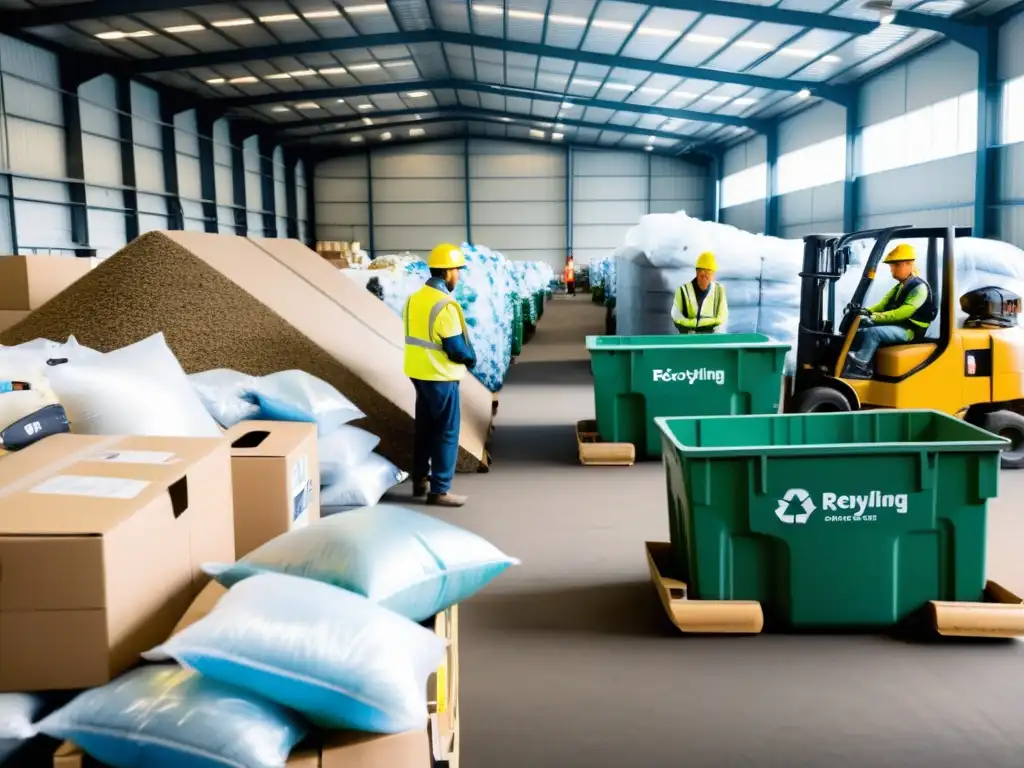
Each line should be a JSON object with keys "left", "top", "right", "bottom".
{"left": 776, "top": 136, "right": 847, "bottom": 195}
{"left": 859, "top": 91, "right": 978, "bottom": 176}
{"left": 721, "top": 163, "right": 767, "bottom": 208}
{"left": 1002, "top": 75, "right": 1024, "bottom": 145}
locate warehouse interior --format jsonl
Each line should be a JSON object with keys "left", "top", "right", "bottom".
{"left": 3, "top": 0, "right": 1024, "bottom": 765}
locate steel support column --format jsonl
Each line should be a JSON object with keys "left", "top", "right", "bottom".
{"left": 58, "top": 62, "right": 90, "bottom": 248}
{"left": 705, "top": 151, "right": 721, "bottom": 223}
{"left": 258, "top": 135, "right": 277, "bottom": 238}
{"left": 115, "top": 77, "right": 139, "bottom": 243}
{"left": 974, "top": 25, "right": 999, "bottom": 238}
{"left": 365, "top": 152, "right": 375, "bottom": 258}
{"left": 160, "top": 98, "right": 183, "bottom": 230}
{"left": 565, "top": 144, "right": 573, "bottom": 260}
{"left": 463, "top": 136, "right": 472, "bottom": 245}
{"left": 284, "top": 149, "right": 299, "bottom": 240}
{"left": 764, "top": 124, "right": 779, "bottom": 236}
{"left": 195, "top": 109, "right": 218, "bottom": 234}
{"left": 843, "top": 94, "right": 860, "bottom": 233}
{"left": 228, "top": 123, "right": 249, "bottom": 236}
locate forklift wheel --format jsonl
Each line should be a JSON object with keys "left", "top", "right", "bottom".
{"left": 982, "top": 410, "right": 1024, "bottom": 470}
{"left": 791, "top": 386, "right": 852, "bottom": 414}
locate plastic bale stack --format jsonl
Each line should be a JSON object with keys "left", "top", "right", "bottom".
{"left": 0, "top": 231, "right": 494, "bottom": 473}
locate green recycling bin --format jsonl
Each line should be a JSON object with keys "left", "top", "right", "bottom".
{"left": 535, "top": 290, "right": 545, "bottom": 319}
{"left": 511, "top": 299, "right": 524, "bottom": 356}
{"left": 656, "top": 410, "right": 1007, "bottom": 629}
{"left": 586, "top": 333, "right": 789, "bottom": 458}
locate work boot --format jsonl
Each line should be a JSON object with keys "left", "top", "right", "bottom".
{"left": 427, "top": 492, "right": 468, "bottom": 508}
{"left": 843, "top": 357, "right": 873, "bottom": 380}
{"left": 412, "top": 479, "right": 428, "bottom": 498}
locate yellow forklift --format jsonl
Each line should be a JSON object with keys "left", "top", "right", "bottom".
{"left": 788, "top": 225, "right": 1024, "bottom": 468}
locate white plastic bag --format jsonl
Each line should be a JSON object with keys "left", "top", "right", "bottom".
{"left": 46, "top": 333, "right": 223, "bottom": 438}
{"left": 189, "top": 369, "right": 261, "bottom": 428}
{"left": 318, "top": 425, "right": 382, "bottom": 486}
{"left": 250, "top": 370, "right": 365, "bottom": 433}
{"left": 320, "top": 452, "right": 408, "bottom": 508}
{"left": 0, "top": 693, "right": 43, "bottom": 740}
{"left": 146, "top": 573, "right": 446, "bottom": 732}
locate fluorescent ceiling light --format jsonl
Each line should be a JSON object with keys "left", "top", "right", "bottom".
{"left": 289, "top": 69, "right": 317, "bottom": 77}
{"left": 406, "top": 91, "right": 429, "bottom": 98}
{"left": 636, "top": 26, "right": 679, "bottom": 38}
{"left": 271, "top": 106, "right": 291, "bottom": 112}
{"left": 472, "top": 4, "right": 504, "bottom": 14}
{"left": 555, "top": 123, "right": 565, "bottom": 129}
{"left": 797, "top": 88, "right": 811, "bottom": 99}
{"left": 499, "top": 117, "right": 513, "bottom": 122}
{"left": 509, "top": 9, "right": 544, "bottom": 20}
{"left": 295, "top": 102, "right": 321, "bottom": 109}
{"left": 591, "top": 19, "right": 632, "bottom": 31}
{"left": 552, "top": 132, "right": 564, "bottom": 140}
{"left": 303, "top": 9, "right": 342, "bottom": 18}
{"left": 778, "top": 47, "right": 820, "bottom": 59}
{"left": 128, "top": 30, "right": 155, "bottom": 37}
{"left": 560, "top": 102, "right": 574, "bottom": 109}
{"left": 319, "top": 67, "right": 347, "bottom": 75}
{"left": 265, "top": 73, "right": 292, "bottom": 79}
{"left": 686, "top": 33, "right": 727, "bottom": 45}
{"left": 96, "top": 31, "right": 128, "bottom": 39}
{"left": 351, "top": 135, "right": 364, "bottom": 142}
{"left": 548, "top": 13, "right": 587, "bottom": 25}
{"left": 733, "top": 97, "right": 758, "bottom": 105}
{"left": 701, "top": 94, "right": 729, "bottom": 102}
{"left": 536, "top": 122, "right": 553, "bottom": 128}
{"left": 671, "top": 90, "right": 699, "bottom": 99}
{"left": 357, "top": 104, "right": 374, "bottom": 110}
{"left": 734, "top": 40, "right": 772, "bottom": 51}
{"left": 259, "top": 13, "right": 300, "bottom": 22}
{"left": 206, "top": 77, "right": 226, "bottom": 84}
{"left": 644, "top": 145, "right": 653, "bottom": 151}
{"left": 414, "top": 114, "right": 422, "bottom": 119}
{"left": 410, "top": 127, "right": 425, "bottom": 136}
{"left": 381, "top": 131, "right": 392, "bottom": 140}
{"left": 384, "top": 60, "right": 413, "bottom": 67}
{"left": 337, "top": 98, "right": 346, "bottom": 103}
{"left": 212, "top": 18, "right": 255, "bottom": 27}
{"left": 164, "top": 24, "right": 205, "bottom": 33}
{"left": 362, "top": 117, "right": 374, "bottom": 125}
{"left": 648, "top": 135, "right": 657, "bottom": 142}
{"left": 822, "top": 54, "right": 841, "bottom": 63}
{"left": 228, "top": 76, "right": 259, "bottom": 84}
{"left": 571, "top": 78, "right": 602, "bottom": 88}
{"left": 344, "top": 3, "right": 389, "bottom": 13}
{"left": 604, "top": 83, "right": 635, "bottom": 92}
{"left": 349, "top": 63, "right": 381, "bottom": 71}
{"left": 530, "top": 129, "right": 545, "bottom": 138}
{"left": 879, "top": 10, "right": 895, "bottom": 23}
{"left": 640, "top": 86, "right": 666, "bottom": 95}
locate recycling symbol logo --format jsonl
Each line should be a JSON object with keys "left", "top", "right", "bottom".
{"left": 775, "top": 488, "right": 816, "bottom": 524}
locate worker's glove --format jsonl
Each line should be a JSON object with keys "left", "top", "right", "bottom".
{"left": 855, "top": 306, "right": 872, "bottom": 317}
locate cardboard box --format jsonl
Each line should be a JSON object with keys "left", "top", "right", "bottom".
{"left": 0, "top": 232, "right": 492, "bottom": 473}
{"left": 0, "top": 255, "right": 94, "bottom": 311}
{"left": 428, "top": 605, "right": 459, "bottom": 768}
{"left": 0, "top": 434, "right": 235, "bottom": 692}
{"left": 0, "top": 309, "right": 29, "bottom": 332}
{"left": 226, "top": 421, "right": 319, "bottom": 559}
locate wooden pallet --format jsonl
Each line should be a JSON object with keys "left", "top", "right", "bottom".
{"left": 576, "top": 420, "right": 635, "bottom": 466}
{"left": 646, "top": 541, "right": 764, "bottom": 634}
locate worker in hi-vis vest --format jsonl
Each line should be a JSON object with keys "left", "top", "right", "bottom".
{"left": 403, "top": 243, "right": 478, "bottom": 508}
{"left": 671, "top": 251, "right": 728, "bottom": 334}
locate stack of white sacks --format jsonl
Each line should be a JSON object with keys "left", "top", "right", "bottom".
{"left": 0, "top": 334, "right": 408, "bottom": 511}
{"left": 616, "top": 211, "right": 1024, "bottom": 372}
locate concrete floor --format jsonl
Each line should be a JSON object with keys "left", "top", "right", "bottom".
{"left": 427, "top": 297, "right": 1024, "bottom": 768}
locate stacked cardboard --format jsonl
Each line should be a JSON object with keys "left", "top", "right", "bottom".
{"left": 317, "top": 240, "right": 368, "bottom": 269}
{"left": 0, "top": 231, "right": 491, "bottom": 472}
{"left": 0, "top": 255, "right": 94, "bottom": 332}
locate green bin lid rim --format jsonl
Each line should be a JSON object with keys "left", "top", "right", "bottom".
{"left": 585, "top": 336, "right": 791, "bottom": 352}
{"left": 654, "top": 410, "right": 1010, "bottom": 456}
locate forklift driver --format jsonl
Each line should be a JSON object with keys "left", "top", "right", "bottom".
{"left": 845, "top": 243, "right": 937, "bottom": 379}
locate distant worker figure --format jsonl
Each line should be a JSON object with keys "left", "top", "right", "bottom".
{"left": 564, "top": 257, "right": 576, "bottom": 296}
{"left": 672, "top": 251, "right": 728, "bottom": 334}
{"left": 403, "top": 243, "right": 478, "bottom": 508}
{"left": 845, "top": 243, "right": 937, "bottom": 379}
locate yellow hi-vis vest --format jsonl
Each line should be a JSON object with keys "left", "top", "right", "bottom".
{"left": 672, "top": 281, "right": 727, "bottom": 332}
{"left": 403, "top": 284, "right": 470, "bottom": 382}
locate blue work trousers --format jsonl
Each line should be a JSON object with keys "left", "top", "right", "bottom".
{"left": 412, "top": 379, "right": 461, "bottom": 495}
{"left": 848, "top": 324, "right": 914, "bottom": 365}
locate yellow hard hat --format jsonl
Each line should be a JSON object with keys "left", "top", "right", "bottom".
{"left": 427, "top": 243, "right": 466, "bottom": 270}
{"left": 883, "top": 243, "right": 915, "bottom": 263}
{"left": 696, "top": 251, "right": 717, "bottom": 272}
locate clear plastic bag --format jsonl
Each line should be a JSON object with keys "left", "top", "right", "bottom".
{"left": 37, "top": 664, "right": 307, "bottom": 768}
{"left": 146, "top": 573, "right": 445, "bottom": 733}
{"left": 319, "top": 452, "right": 407, "bottom": 508}
{"left": 203, "top": 503, "right": 519, "bottom": 622}
{"left": 189, "top": 369, "right": 261, "bottom": 428}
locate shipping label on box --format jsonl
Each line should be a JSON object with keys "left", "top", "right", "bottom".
{"left": 227, "top": 421, "right": 320, "bottom": 559}
{"left": 0, "top": 433, "right": 235, "bottom": 692}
